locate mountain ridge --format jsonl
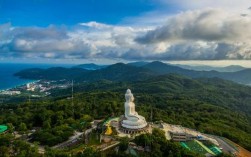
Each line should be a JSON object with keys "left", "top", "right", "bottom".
{"left": 74, "top": 63, "right": 108, "bottom": 70}
{"left": 177, "top": 64, "right": 246, "bottom": 72}
{"left": 14, "top": 61, "right": 251, "bottom": 85}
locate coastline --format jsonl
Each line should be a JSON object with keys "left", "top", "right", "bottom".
{"left": 0, "top": 63, "right": 73, "bottom": 92}
{"left": 0, "top": 63, "right": 75, "bottom": 91}
{"left": 0, "top": 79, "right": 39, "bottom": 92}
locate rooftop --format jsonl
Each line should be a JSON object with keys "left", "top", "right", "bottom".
{"left": 0, "top": 125, "right": 8, "bottom": 133}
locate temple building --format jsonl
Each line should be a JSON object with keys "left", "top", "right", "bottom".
{"left": 119, "top": 89, "right": 148, "bottom": 134}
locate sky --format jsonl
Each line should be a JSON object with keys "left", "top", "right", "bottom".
{"left": 1, "top": 0, "right": 251, "bottom": 66}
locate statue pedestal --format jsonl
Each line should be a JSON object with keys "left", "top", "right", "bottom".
{"left": 122, "top": 114, "right": 147, "bottom": 129}
{"left": 119, "top": 115, "right": 149, "bottom": 134}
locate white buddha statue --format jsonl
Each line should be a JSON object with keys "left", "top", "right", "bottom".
{"left": 122, "top": 89, "right": 147, "bottom": 129}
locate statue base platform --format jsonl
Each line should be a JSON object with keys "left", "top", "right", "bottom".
{"left": 119, "top": 116, "right": 149, "bottom": 134}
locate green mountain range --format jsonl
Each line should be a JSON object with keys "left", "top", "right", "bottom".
{"left": 176, "top": 64, "right": 246, "bottom": 72}
{"left": 15, "top": 61, "right": 251, "bottom": 85}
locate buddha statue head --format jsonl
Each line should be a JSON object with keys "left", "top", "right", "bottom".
{"left": 125, "top": 89, "right": 134, "bottom": 102}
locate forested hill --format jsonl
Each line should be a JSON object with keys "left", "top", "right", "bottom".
{"left": 73, "top": 63, "right": 108, "bottom": 70}
{"left": 48, "top": 74, "right": 251, "bottom": 150}
{"left": 15, "top": 61, "right": 251, "bottom": 85}
{"left": 14, "top": 67, "right": 88, "bottom": 80}
{"left": 177, "top": 64, "right": 246, "bottom": 72}
{"left": 141, "top": 61, "right": 251, "bottom": 85}
{"left": 50, "top": 74, "right": 251, "bottom": 116}
{"left": 4, "top": 73, "right": 251, "bottom": 151}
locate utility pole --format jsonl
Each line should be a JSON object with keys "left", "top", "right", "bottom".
{"left": 72, "top": 80, "right": 74, "bottom": 106}
{"left": 72, "top": 80, "right": 74, "bottom": 118}
{"left": 150, "top": 104, "right": 153, "bottom": 122}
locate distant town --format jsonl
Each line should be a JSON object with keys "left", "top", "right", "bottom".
{"left": 0, "top": 80, "right": 71, "bottom": 97}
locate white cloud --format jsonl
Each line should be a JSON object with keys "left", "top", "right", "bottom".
{"left": 1, "top": 7, "right": 251, "bottom": 61}
{"left": 136, "top": 9, "right": 251, "bottom": 43}
{"left": 79, "top": 21, "right": 111, "bottom": 29}
{"left": 0, "top": 22, "right": 150, "bottom": 60}
{"left": 135, "top": 8, "right": 251, "bottom": 60}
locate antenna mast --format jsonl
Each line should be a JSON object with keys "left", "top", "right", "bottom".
{"left": 72, "top": 80, "right": 74, "bottom": 106}
{"left": 151, "top": 104, "right": 153, "bottom": 122}
{"left": 71, "top": 80, "right": 74, "bottom": 118}
{"left": 29, "top": 94, "right": 31, "bottom": 103}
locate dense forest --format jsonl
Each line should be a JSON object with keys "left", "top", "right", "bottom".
{"left": 50, "top": 74, "right": 251, "bottom": 151}
{"left": 1, "top": 70, "right": 251, "bottom": 156}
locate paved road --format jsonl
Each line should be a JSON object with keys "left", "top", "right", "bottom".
{"left": 98, "top": 141, "right": 120, "bottom": 151}
{"left": 52, "top": 131, "right": 85, "bottom": 149}
{"left": 208, "top": 135, "right": 237, "bottom": 154}
{"left": 84, "top": 125, "right": 97, "bottom": 144}
{"left": 53, "top": 121, "right": 98, "bottom": 148}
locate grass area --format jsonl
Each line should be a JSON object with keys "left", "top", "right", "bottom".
{"left": 195, "top": 140, "right": 215, "bottom": 155}
{"left": 68, "top": 143, "right": 87, "bottom": 154}
{"left": 103, "top": 117, "right": 119, "bottom": 126}
{"left": 181, "top": 142, "right": 190, "bottom": 150}
{"left": 184, "top": 140, "right": 210, "bottom": 155}
{"left": 209, "top": 146, "right": 222, "bottom": 155}
{"left": 182, "top": 140, "right": 223, "bottom": 156}
{"left": 200, "top": 140, "right": 222, "bottom": 155}
{"left": 201, "top": 140, "right": 214, "bottom": 148}
{"left": 88, "top": 132, "right": 100, "bottom": 146}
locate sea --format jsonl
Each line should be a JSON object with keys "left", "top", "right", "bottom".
{"left": 0, "top": 63, "right": 74, "bottom": 90}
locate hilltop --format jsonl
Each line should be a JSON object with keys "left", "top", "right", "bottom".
{"left": 2, "top": 70, "right": 251, "bottom": 156}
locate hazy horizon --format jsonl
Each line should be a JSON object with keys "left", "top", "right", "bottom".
{"left": 1, "top": 59, "right": 251, "bottom": 68}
